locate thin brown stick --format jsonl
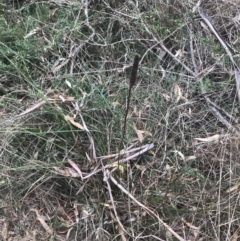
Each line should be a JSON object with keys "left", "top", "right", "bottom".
{"left": 78, "top": 143, "right": 154, "bottom": 181}
{"left": 102, "top": 162, "right": 129, "bottom": 239}
{"left": 107, "top": 170, "right": 187, "bottom": 241}
{"left": 198, "top": 7, "right": 240, "bottom": 104}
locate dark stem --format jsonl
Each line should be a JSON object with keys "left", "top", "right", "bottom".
{"left": 118, "top": 54, "right": 140, "bottom": 158}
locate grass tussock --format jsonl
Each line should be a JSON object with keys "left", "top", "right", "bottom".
{"left": 1, "top": 0, "right": 240, "bottom": 240}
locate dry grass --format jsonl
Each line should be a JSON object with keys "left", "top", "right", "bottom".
{"left": 1, "top": 0, "right": 240, "bottom": 240}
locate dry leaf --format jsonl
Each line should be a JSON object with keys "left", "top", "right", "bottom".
{"left": 31, "top": 209, "right": 53, "bottom": 235}
{"left": 234, "top": 69, "right": 240, "bottom": 105}
{"left": 175, "top": 49, "right": 185, "bottom": 59}
{"left": 59, "top": 95, "right": 66, "bottom": 102}
{"left": 174, "top": 83, "right": 182, "bottom": 103}
{"left": 65, "top": 80, "right": 72, "bottom": 88}
{"left": 53, "top": 166, "right": 81, "bottom": 178}
{"left": 33, "top": 152, "right": 38, "bottom": 160}
{"left": 133, "top": 125, "right": 144, "bottom": 143}
{"left": 226, "top": 180, "right": 240, "bottom": 193}
{"left": 195, "top": 134, "right": 220, "bottom": 143}
{"left": 165, "top": 164, "right": 172, "bottom": 179}
{"left": 144, "top": 130, "right": 152, "bottom": 137}
{"left": 133, "top": 125, "right": 152, "bottom": 143}
{"left": 148, "top": 150, "right": 155, "bottom": 156}
{"left": 173, "top": 150, "right": 185, "bottom": 161}
{"left": 24, "top": 27, "right": 40, "bottom": 39}
{"left": 64, "top": 115, "right": 85, "bottom": 130}
{"left": 181, "top": 218, "right": 200, "bottom": 230}
{"left": 185, "top": 156, "right": 196, "bottom": 161}
{"left": 18, "top": 100, "right": 46, "bottom": 117}
{"left": 68, "top": 159, "right": 83, "bottom": 180}
{"left": 135, "top": 164, "right": 146, "bottom": 172}
{"left": 59, "top": 95, "right": 75, "bottom": 102}
{"left": 111, "top": 101, "right": 120, "bottom": 109}
{"left": 97, "top": 75, "right": 103, "bottom": 85}
{"left": 162, "top": 93, "right": 171, "bottom": 101}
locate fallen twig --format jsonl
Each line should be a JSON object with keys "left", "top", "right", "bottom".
{"left": 52, "top": 143, "right": 154, "bottom": 183}
{"left": 198, "top": 7, "right": 240, "bottom": 103}
{"left": 106, "top": 169, "right": 187, "bottom": 241}
{"left": 188, "top": 20, "right": 240, "bottom": 135}
{"left": 102, "top": 162, "right": 129, "bottom": 240}
{"left": 98, "top": 143, "right": 153, "bottom": 161}
{"left": 17, "top": 99, "right": 46, "bottom": 117}
{"left": 81, "top": 143, "right": 154, "bottom": 180}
